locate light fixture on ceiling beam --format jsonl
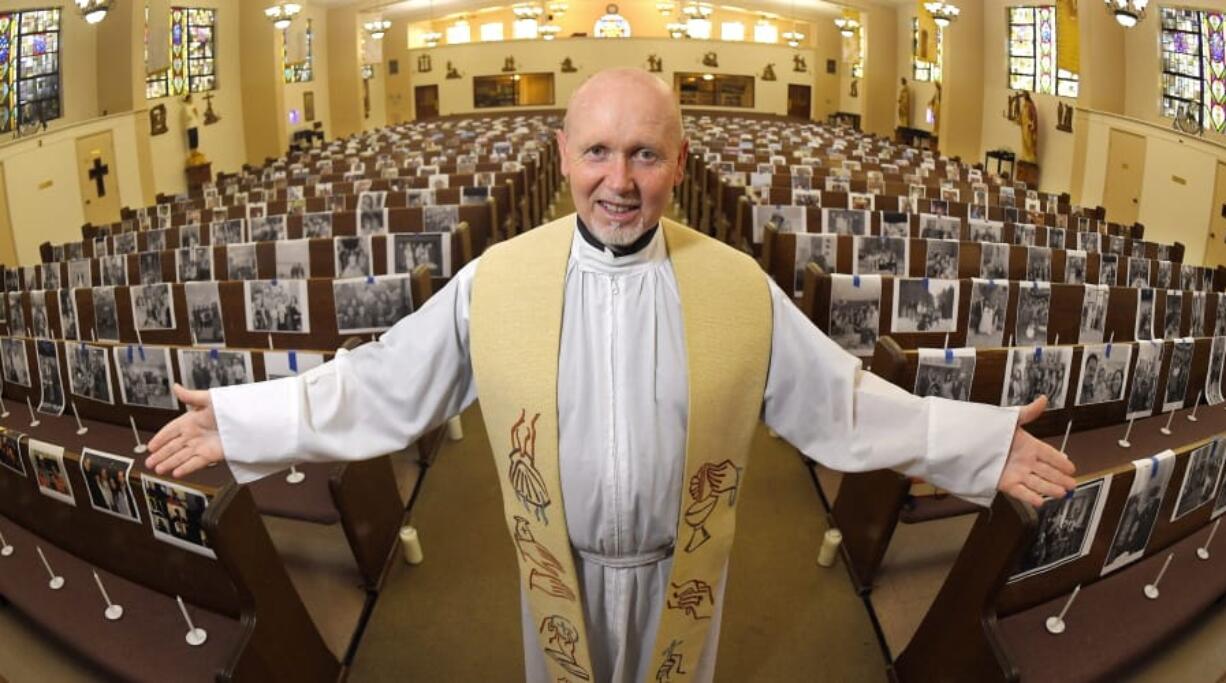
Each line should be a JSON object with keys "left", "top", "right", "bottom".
{"left": 547, "top": 1, "right": 567, "bottom": 17}
{"left": 1105, "top": 0, "right": 1148, "bottom": 28}
{"left": 923, "top": 1, "right": 960, "bottom": 28}
{"left": 666, "top": 21, "right": 687, "bottom": 38}
{"left": 782, "top": 27, "right": 804, "bottom": 48}
{"left": 512, "top": 3, "right": 543, "bottom": 20}
{"left": 833, "top": 17, "right": 859, "bottom": 37}
{"left": 75, "top": 0, "right": 113, "bottom": 24}
{"left": 363, "top": 18, "right": 392, "bottom": 40}
{"left": 681, "top": 1, "right": 712, "bottom": 19}
{"left": 656, "top": 1, "right": 674, "bottom": 16}
{"left": 264, "top": 3, "right": 302, "bottom": 30}
{"left": 538, "top": 23, "right": 560, "bottom": 40}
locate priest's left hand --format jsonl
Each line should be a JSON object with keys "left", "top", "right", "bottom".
{"left": 996, "top": 395, "right": 1078, "bottom": 508}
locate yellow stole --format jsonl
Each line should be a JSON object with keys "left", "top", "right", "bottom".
{"left": 469, "top": 214, "right": 771, "bottom": 682}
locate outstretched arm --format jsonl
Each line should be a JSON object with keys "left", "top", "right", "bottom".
{"left": 761, "top": 277, "right": 1074, "bottom": 507}
{"left": 148, "top": 260, "right": 480, "bottom": 482}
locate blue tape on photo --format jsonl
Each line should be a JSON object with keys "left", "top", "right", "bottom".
{"left": 127, "top": 345, "right": 133, "bottom": 362}
{"left": 210, "top": 348, "right": 219, "bottom": 360}
{"left": 853, "top": 274, "right": 861, "bottom": 288}
{"left": 1150, "top": 456, "right": 1159, "bottom": 478}
{"left": 944, "top": 348, "right": 954, "bottom": 364}
{"left": 923, "top": 277, "right": 930, "bottom": 291}
{"left": 1105, "top": 342, "right": 1112, "bottom": 358}
{"left": 367, "top": 274, "right": 376, "bottom": 285}
{"left": 1035, "top": 346, "right": 1043, "bottom": 361}
{"left": 288, "top": 350, "right": 298, "bottom": 373}
{"left": 138, "top": 345, "right": 145, "bottom": 361}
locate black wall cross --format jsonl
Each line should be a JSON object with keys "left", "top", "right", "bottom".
{"left": 88, "top": 157, "right": 109, "bottom": 197}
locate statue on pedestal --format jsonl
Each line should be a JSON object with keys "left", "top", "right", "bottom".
{"left": 182, "top": 94, "right": 207, "bottom": 167}
{"left": 1016, "top": 90, "right": 1038, "bottom": 162}
{"left": 898, "top": 78, "right": 911, "bottom": 128}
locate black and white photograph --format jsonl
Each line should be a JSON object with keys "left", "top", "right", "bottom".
{"left": 143, "top": 476, "right": 215, "bottom": 559}
{"left": 303, "top": 211, "right": 334, "bottom": 238}
{"left": 131, "top": 283, "right": 176, "bottom": 331}
{"left": 966, "top": 278, "right": 1010, "bottom": 348}
{"left": 794, "top": 234, "right": 837, "bottom": 296}
{"left": 792, "top": 189, "right": 821, "bottom": 207}
{"left": 848, "top": 192, "right": 874, "bottom": 211}
{"left": 40, "top": 264, "right": 60, "bottom": 291}
{"left": 335, "top": 235, "right": 373, "bottom": 278}
{"left": 898, "top": 194, "right": 918, "bottom": 214}
{"left": 1102, "top": 453, "right": 1176, "bottom": 575}
{"left": 333, "top": 274, "right": 415, "bottom": 334}
{"left": 30, "top": 439, "right": 75, "bottom": 506}
{"left": 390, "top": 232, "right": 451, "bottom": 278}
{"left": 358, "top": 190, "right": 387, "bottom": 212}
{"left": 1047, "top": 227, "right": 1066, "bottom": 251}
{"left": 245, "top": 280, "right": 310, "bottom": 333}
{"left": 0, "top": 431, "right": 24, "bottom": 477}
{"left": 250, "top": 214, "right": 288, "bottom": 242}
{"left": 1026, "top": 247, "right": 1052, "bottom": 282}
{"left": 1164, "top": 290, "right": 1183, "bottom": 339}
{"left": 176, "top": 246, "right": 214, "bottom": 283}
{"left": 1210, "top": 336, "right": 1226, "bottom": 406}
{"left": 138, "top": 252, "right": 163, "bottom": 285}
{"left": 114, "top": 231, "right": 137, "bottom": 255}
{"left": 66, "top": 341, "right": 114, "bottom": 404}
{"left": 359, "top": 208, "right": 390, "bottom": 237}
{"left": 1015, "top": 281, "right": 1051, "bottom": 346}
{"left": 1136, "top": 287, "right": 1155, "bottom": 341}
{"left": 177, "top": 348, "right": 254, "bottom": 390}
{"left": 246, "top": 201, "right": 267, "bottom": 220}
{"left": 1125, "top": 340, "right": 1162, "bottom": 418}
{"left": 263, "top": 350, "right": 325, "bottom": 380}
{"left": 80, "top": 449, "right": 140, "bottom": 523}
{"left": 790, "top": 174, "right": 812, "bottom": 191}
{"left": 940, "top": 187, "right": 960, "bottom": 203}
{"left": 929, "top": 198, "right": 949, "bottom": 217}
{"left": 405, "top": 189, "right": 435, "bottom": 207}
{"left": 752, "top": 205, "right": 804, "bottom": 243}
{"left": 1157, "top": 260, "right": 1173, "bottom": 289}
{"left": 1012, "top": 476, "right": 1111, "bottom": 582}
{"left": 1075, "top": 343, "right": 1132, "bottom": 406}
{"left": 1127, "top": 256, "right": 1152, "bottom": 288}
{"left": 879, "top": 211, "right": 909, "bottom": 238}
{"left": 424, "top": 205, "right": 460, "bottom": 234}
{"left": 968, "top": 220, "right": 1002, "bottom": 244}
{"left": 226, "top": 243, "right": 259, "bottom": 280}
{"left": 822, "top": 208, "right": 869, "bottom": 238}
{"left": 1182, "top": 264, "right": 1200, "bottom": 292}
{"left": 1, "top": 337, "right": 30, "bottom": 386}
{"left": 428, "top": 173, "right": 449, "bottom": 190}
{"left": 892, "top": 277, "right": 958, "bottom": 333}
{"left": 1163, "top": 338, "right": 1194, "bottom": 412}
{"left": 1080, "top": 284, "right": 1109, "bottom": 344}
{"left": 36, "top": 339, "right": 64, "bottom": 416}
{"left": 99, "top": 254, "right": 127, "bottom": 287}
{"left": 1171, "top": 440, "right": 1226, "bottom": 521}
{"left": 924, "top": 239, "right": 959, "bottom": 279}
{"left": 1001, "top": 345, "right": 1074, "bottom": 410}
{"left": 913, "top": 347, "right": 975, "bottom": 400}
{"left": 829, "top": 274, "right": 881, "bottom": 355}
{"left": 824, "top": 176, "right": 850, "bottom": 193}
{"left": 21, "top": 265, "right": 37, "bottom": 290}
{"left": 853, "top": 235, "right": 907, "bottom": 277}
{"left": 210, "top": 219, "right": 245, "bottom": 246}
{"left": 918, "top": 214, "right": 959, "bottom": 240}
{"left": 461, "top": 186, "right": 490, "bottom": 206}
{"left": 1191, "top": 291, "right": 1207, "bottom": 337}
{"left": 1100, "top": 253, "right": 1119, "bottom": 286}
{"left": 29, "top": 290, "right": 50, "bottom": 338}
{"left": 179, "top": 223, "right": 202, "bottom": 248}
{"left": 6, "top": 292, "right": 25, "bottom": 336}
{"left": 67, "top": 259, "right": 92, "bottom": 288}
{"left": 1065, "top": 250, "right": 1087, "bottom": 285}
{"left": 1077, "top": 229, "right": 1101, "bottom": 254}
{"left": 275, "top": 239, "right": 311, "bottom": 279}
{"left": 146, "top": 228, "right": 168, "bottom": 253}
{"left": 185, "top": 281, "right": 225, "bottom": 346}
{"left": 113, "top": 344, "right": 178, "bottom": 410}
{"left": 967, "top": 203, "right": 987, "bottom": 221}
{"left": 58, "top": 289, "right": 78, "bottom": 340}
{"left": 1011, "top": 223, "right": 1037, "bottom": 247}
{"left": 92, "top": 287, "right": 120, "bottom": 341}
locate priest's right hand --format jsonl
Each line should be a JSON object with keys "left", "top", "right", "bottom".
{"left": 146, "top": 384, "right": 225, "bottom": 478}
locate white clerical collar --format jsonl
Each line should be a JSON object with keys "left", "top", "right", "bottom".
{"left": 570, "top": 217, "right": 667, "bottom": 273}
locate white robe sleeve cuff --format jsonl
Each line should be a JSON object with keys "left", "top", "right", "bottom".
{"left": 212, "top": 377, "right": 301, "bottom": 484}
{"left": 921, "top": 398, "right": 1019, "bottom": 507}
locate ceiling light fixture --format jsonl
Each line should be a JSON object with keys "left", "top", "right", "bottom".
{"left": 264, "top": 3, "right": 302, "bottom": 30}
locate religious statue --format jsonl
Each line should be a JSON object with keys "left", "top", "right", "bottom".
{"left": 445, "top": 61, "right": 461, "bottom": 79}
{"left": 1056, "top": 101, "right": 1074, "bottom": 133}
{"left": 502, "top": 56, "right": 518, "bottom": 72}
{"left": 849, "top": 80, "right": 858, "bottom": 98}
{"left": 761, "top": 63, "right": 776, "bottom": 81}
{"left": 792, "top": 54, "right": 807, "bottom": 73}
{"left": 560, "top": 58, "right": 578, "bottom": 73}
{"left": 1014, "top": 90, "right": 1038, "bottom": 163}
{"left": 182, "top": 94, "right": 206, "bottom": 166}
{"left": 202, "top": 92, "right": 220, "bottom": 125}
{"left": 702, "top": 52, "right": 718, "bottom": 68}
{"left": 927, "top": 82, "right": 942, "bottom": 132}
{"left": 898, "top": 78, "right": 911, "bottom": 128}
{"left": 417, "top": 54, "right": 432, "bottom": 73}
{"left": 647, "top": 54, "right": 663, "bottom": 73}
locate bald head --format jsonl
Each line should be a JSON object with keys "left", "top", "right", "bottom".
{"left": 564, "top": 68, "right": 683, "bottom": 145}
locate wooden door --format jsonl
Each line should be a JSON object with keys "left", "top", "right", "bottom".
{"left": 75, "top": 131, "right": 121, "bottom": 226}
{"left": 414, "top": 85, "right": 439, "bottom": 121}
{"left": 1102, "top": 128, "right": 1146, "bottom": 226}
{"left": 787, "top": 84, "right": 811, "bottom": 120}
{"left": 1203, "top": 162, "right": 1226, "bottom": 268}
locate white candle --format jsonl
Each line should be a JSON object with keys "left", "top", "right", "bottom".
{"left": 400, "top": 525, "right": 424, "bottom": 565}
{"left": 817, "top": 528, "right": 843, "bottom": 568}
{"left": 447, "top": 415, "right": 464, "bottom": 441}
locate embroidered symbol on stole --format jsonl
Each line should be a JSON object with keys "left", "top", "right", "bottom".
{"left": 666, "top": 579, "right": 714, "bottom": 620}
{"left": 655, "top": 639, "right": 687, "bottom": 682}
{"left": 514, "top": 516, "right": 577, "bottom": 601}
{"left": 509, "top": 409, "right": 551, "bottom": 524}
{"left": 683, "top": 459, "right": 742, "bottom": 552}
{"left": 539, "top": 615, "right": 592, "bottom": 681}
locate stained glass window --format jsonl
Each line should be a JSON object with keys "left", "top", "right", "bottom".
{"left": 283, "top": 19, "right": 313, "bottom": 83}
{"left": 145, "top": 7, "right": 217, "bottom": 99}
{"left": 1160, "top": 8, "right": 1226, "bottom": 133}
{"left": 0, "top": 8, "right": 61, "bottom": 132}
{"left": 1201, "top": 13, "right": 1226, "bottom": 132}
{"left": 912, "top": 18, "right": 942, "bottom": 82}
{"left": 1008, "top": 5, "right": 1078, "bottom": 98}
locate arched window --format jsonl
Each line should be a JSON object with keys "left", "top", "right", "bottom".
{"left": 0, "top": 8, "right": 63, "bottom": 132}
{"left": 146, "top": 7, "right": 217, "bottom": 99}
{"left": 594, "top": 4, "right": 631, "bottom": 38}
{"left": 283, "top": 19, "right": 313, "bottom": 83}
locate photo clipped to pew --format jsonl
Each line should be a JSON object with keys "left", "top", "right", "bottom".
{"left": 335, "top": 235, "right": 374, "bottom": 278}
{"left": 1135, "top": 288, "right": 1156, "bottom": 342}
{"left": 1026, "top": 246, "right": 1052, "bottom": 281}
{"left": 226, "top": 243, "right": 258, "bottom": 281}
{"left": 80, "top": 448, "right": 140, "bottom": 524}
{"left": 95, "top": 286, "right": 125, "bottom": 344}
{"left": 968, "top": 219, "right": 1002, "bottom": 244}
{"left": 0, "top": 431, "right": 25, "bottom": 477}
{"left": 1101, "top": 452, "right": 1176, "bottom": 575}
{"left": 176, "top": 246, "right": 214, "bottom": 283}
{"left": 41, "top": 263, "right": 60, "bottom": 290}
{"left": 1127, "top": 341, "right": 1163, "bottom": 419}
{"left": 1065, "top": 249, "right": 1087, "bottom": 285}
{"left": 138, "top": 252, "right": 162, "bottom": 285}
{"left": 1001, "top": 344, "right": 1074, "bottom": 410}
{"left": 1164, "top": 290, "right": 1183, "bottom": 339}
{"left": 1162, "top": 338, "right": 1194, "bottom": 413}
{"left": 1190, "top": 291, "right": 1207, "bottom": 336}
{"left": 1012, "top": 223, "right": 1037, "bottom": 247}
{"left": 99, "top": 254, "right": 127, "bottom": 287}
{"left": 792, "top": 189, "right": 821, "bottom": 207}
{"left": 211, "top": 218, "right": 246, "bottom": 246}
{"left": 303, "top": 211, "right": 333, "bottom": 239}
{"left": 752, "top": 205, "right": 804, "bottom": 244}
{"left": 142, "top": 475, "right": 216, "bottom": 559}
{"left": 1171, "top": 438, "right": 1226, "bottom": 522}
{"left": 67, "top": 258, "right": 91, "bottom": 288}
{"left": 1074, "top": 343, "right": 1132, "bottom": 407}
{"left": 1048, "top": 227, "right": 1067, "bottom": 251}
{"left": 424, "top": 205, "right": 460, "bottom": 234}
{"left": 333, "top": 274, "right": 415, "bottom": 335}
{"left": 179, "top": 223, "right": 202, "bottom": 249}
{"left": 131, "top": 283, "right": 177, "bottom": 331}
{"left": 1079, "top": 283, "right": 1109, "bottom": 344}
{"left": 852, "top": 235, "right": 907, "bottom": 277}
{"left": 823, "top": 208, "right": 869, "bottom": 238}
{"left": 828, "top": 274, "right": 881, "bottom": 356}
{"left": 979, "top": 242, "right": 1008, "bottom": 280}
{"left": 1011, "top": 476, "right": 1111, "bottom": 583}
{"left": 918, "top": 214, "right": 958, "bottom": 240}
{"left": 251, "top": 214, "right": 288, "bottom": 242}
{"left": 36, "top": 339, "right": 65, "bottom": 416}
{"left": 879, "top": 210, "right": 908, "bottom": 238}
{"left": 177, "top": 348, "right": 254, "bottom": 391}
{"left": 966, "top": 278, "right": 1009, "bottom": 348}
{"left": 29, "top": 290, "right": 50, "bottom": 338}
{"left": 1014, "top": 281, "right": 1051, "bottom": 346}
{"left": 389, "top": 232, "right": 451, "bottom": 278}
{"left": 358, "top": 208, "right": 390, "bottom": 237}
{"left": 58, "top": 289, "right": 78, "bottom": 340}
{"left": 1128, "top": 256, "right": 1152, "bottom": 288}
{"left": 66, "top": 341, "right": 114, "bottom": 404}
{"left": 30, "top": 438, "right": 75, "bottom": 507}
{"left": 245, "top": 280, "right": 310, "bottom": 334}
{"left": 913, "top": 347, "right": 975, "bottom": 401}
{"left": 924, "top": 239, "right": 958, "bottom": 279}
{"left": 185, "top": 281, "right": 225, "bottom": 346}
{"left": 113, "top": 345, "right": 178, "bottom": 411}
{"left": 1100, "top": 253, "right": 1120, "bottom": 286}
{"left": 893, "top": 277, "right": 958, "bottom": 333}
{"left": 264, "top": 350, "right": 324, "bottom": 380}
{"left": 7, "top": 292, "right": 25, "bottom": 336}
{"left": 1212, "top": 337, "right": 1226, "bottom": 406}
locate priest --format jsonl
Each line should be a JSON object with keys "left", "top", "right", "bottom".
{"left": 147, "top": 68, "right": 1076, "bottom": 683}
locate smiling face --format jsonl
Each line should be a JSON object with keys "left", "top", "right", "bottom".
{"left": 557, "top": 69, "right": 688, "bottom": 247}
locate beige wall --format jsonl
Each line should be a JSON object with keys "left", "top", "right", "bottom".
{"left": 284, "top": 6, "right": 333, "bottom": 143}
{"left": 857, "top": 4, "right": 898, "bottom": 138}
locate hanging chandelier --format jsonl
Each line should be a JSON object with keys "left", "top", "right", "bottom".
{"left": 782, "top": 26, "right": 804, "bottom": 48}
{"left": 833, "top": 17, "right": 858, "bottom": 37}
{"left": 75, "top": 0, "right": 113, "bottom": 24}
{"left": 1104, "top": 0, "right": 1148, "bottom": 28}
{"left": 923, "top": 1, "right": 960, "bottom": 28}
{"left": 512, "top": 3, "right": 543, "bottom": 19}
{"left": 681, "top": 1, "right": 712, "bottom": 19}
{"left": 539, "top": 23, "right": 560, "bottom": 40}
{"left": 547, "top": 1, "right": 568, "bottom": 17}
{"left": 666, "top": 21, "right": 688, "bottom": 38}
{"left": 657, "top": 1, "right": 674, "bottom": 16}
{"left": 264, "top": 3, "right": 302, "bottom": 30}
{"left": 363, "top": 18, "right": 392, "bottom": 40}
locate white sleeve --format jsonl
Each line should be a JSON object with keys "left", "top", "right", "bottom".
{"left": 212, "top": 260, "right": 480, "bottom": 483}
{"left": 761, "top": 276, "right": 1018, "bottom": 506}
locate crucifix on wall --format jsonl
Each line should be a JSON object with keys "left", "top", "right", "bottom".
{"left": 88, "top": 157, "right": 109, "bottom": 197}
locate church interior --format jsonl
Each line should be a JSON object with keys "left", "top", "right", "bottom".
{"left": 1, "top": 0, "right": 1226, "bottom": 681}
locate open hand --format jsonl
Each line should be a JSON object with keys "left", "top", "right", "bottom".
{"left": 145, "top": 384, "right": 224, "bottom": 478}
{"left": 997, "top": 395, "right": 1078, "bottom": 508}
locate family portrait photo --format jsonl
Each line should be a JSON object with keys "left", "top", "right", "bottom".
{"left": 1075, "top": 343, "right": 1132, "bottom": 407}
{"left": 966, "top": 279, "right": 1009, "bottom": 348}
{"left": 80, "top": 448, "right": 140, "bottom": 523}
{"left": 1002, "top": 345, "right": 1073, "bottom": 410}
{"left": 829, "top": 274, "right": 881, "bottom": 356}
{"left": 333, "top": 275, "right": 415, "bottom": 334}
{"left": 275, "top": 239, "right": 311, "bottom": 280}
{"left": 913, "top": 347, "right": 975, "bottom": 401}
{"left": 143, "top": 476, "right": 215, "bottom": 558}
{"left": 853, "top": 235, "right": 907, "bottom": 277}
{"left": 245, "top": 280, "right": 310, "bottom": 333}
{"left": 390, "top": 232, "right": 451, "bottom": 278}
{"left": 1102, "top": 454, "right": 1175, "bottom": 575}
{"left": 793, "top": 233, "right": 837, "bottom": 297}
{"left": 226, "top": 243, "right": 259, "bottom": 280}
{"left": 30, "top": 439, "right": 75, "bottom": 506}
{"left": 185, "top": 281, "right": 226, "bottom": 346}
{"left": 66, "top": 341, "right": 114, "bottom": 404}
{"left": 1012, "top": 477, "right": 1111, "bottom": 582}
{"left": 114, "top": 345, "right": 178, "bottom": 410}
{"left": 132, "top": 283, "right": 176, "bottom": 331}
{"left": 177, "top": 348, "right": 254, "bottom": 391}
{"left": 893, "top": 277, "right": 958, "bottom": 333}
